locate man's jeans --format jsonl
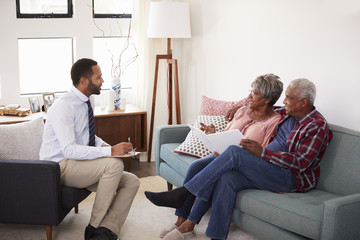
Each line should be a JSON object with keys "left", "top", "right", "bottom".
{"left": 183, "top": 145, "right": 297, "bottom": 240}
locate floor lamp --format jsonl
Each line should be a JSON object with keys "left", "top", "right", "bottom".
{"left": 147, "top": 2, "right": 191, "bottom": 162}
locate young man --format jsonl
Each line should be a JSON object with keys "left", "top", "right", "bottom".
{"left": 145, "top": 78, "right": 333, "bottom": 240}
{"left": 40, "top": 58, "right": 139, "bottom": 240}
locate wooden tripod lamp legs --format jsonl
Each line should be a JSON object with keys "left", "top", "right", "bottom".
{"left": 147, "top": 56, "right": 181, "bottom": 162}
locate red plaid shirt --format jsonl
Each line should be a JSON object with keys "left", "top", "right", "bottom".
{"left": 262, "top": 107, "right": 333, "bottom": 192}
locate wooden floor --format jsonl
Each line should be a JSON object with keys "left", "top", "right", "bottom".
{"left": 127, "top": 158, "right": 156, "bottom": 178}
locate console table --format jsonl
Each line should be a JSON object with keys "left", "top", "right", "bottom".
{"left": 0, "top": 111, "right": 46, "bottom": 124}
{"left": 93, "top": 105, "right": 147, "bottom": 153}
{"left": 0, "top": 104, "right": 148, "bottom": 167}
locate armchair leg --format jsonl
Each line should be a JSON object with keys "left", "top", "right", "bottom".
{"left": 167, "top": 181, "right": 173, "bottom": 191}
{"left": 46, "top": 225, "right": 52, "bottom": 240}
{"left": 75, "top": 204, "right": 79, "bottom": 213}
{"left": 45, "top": 206, "right": 78, "bottom": 240}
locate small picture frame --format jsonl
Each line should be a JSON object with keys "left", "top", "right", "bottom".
{"left": 28, "top": 96, "right": 41, "bottom": 113}
{"left": 43, "top": 93, "right": 55, "bottom": 112}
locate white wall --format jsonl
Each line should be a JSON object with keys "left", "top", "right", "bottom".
{"left": 171, "top": 0, "right": 360, "bottom": 131}
{"left": 1, "top": 0, "right": 360, "bottom": 135}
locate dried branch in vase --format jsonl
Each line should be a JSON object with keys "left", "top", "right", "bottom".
{"left": 92, "top": 16, "right": 139, "bottom": 79}
{"left": 92, "top": 15, "right": 139, "bottom": 110}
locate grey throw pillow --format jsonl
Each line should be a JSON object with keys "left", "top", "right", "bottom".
{"left": 0, "top": 117, "right": 44, "bottom": 160}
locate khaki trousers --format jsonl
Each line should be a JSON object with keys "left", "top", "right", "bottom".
{"left": 59, "top": 157, "right": 140, "bottom": 235}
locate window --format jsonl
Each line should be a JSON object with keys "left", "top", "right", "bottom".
{"left": 16, "top": 0, "right": 73, "bottom": 18}
{"left": 18, "top": 38, "right": 74, "bottom": 95}
{"left": 92, "top": 0, "right": 132, "bottom": 18}
{"left": 93, "top": 37, "right": 138, "bottom": 89}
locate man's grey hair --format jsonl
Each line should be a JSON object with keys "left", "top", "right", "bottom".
{"left": 251, "top": 73, "right": 283, "bottom": 106}
{"left": 288, "top": 78, "right": 316, "bottom": 105}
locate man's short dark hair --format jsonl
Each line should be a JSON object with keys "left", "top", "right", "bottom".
{"left": 70, "top": 58, "right": 98, "bottom": 86}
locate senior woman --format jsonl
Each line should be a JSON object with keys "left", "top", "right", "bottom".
{"left": 146, "top": 73, "right": 284, "bottom": 240}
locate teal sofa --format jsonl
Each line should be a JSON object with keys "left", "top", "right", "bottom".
{"left": 155, "top": 124, "right": 360, "bottom": 240}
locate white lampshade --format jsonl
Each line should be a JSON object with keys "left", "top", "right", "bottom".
{"left": 147, "top": 2, "right": 191, "bottom": 39}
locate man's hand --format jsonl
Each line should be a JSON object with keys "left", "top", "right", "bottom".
{"left": 225, "top": 105, "right": 241, "bottom": 122}
{"left": 111, "top": 142, "right": 133, "bottom": 156}
{"left": 239, "top": 139, "right": 263, "bottom": 157}
{"left": 199, "top": 122, "right": 216, "bottom": 134}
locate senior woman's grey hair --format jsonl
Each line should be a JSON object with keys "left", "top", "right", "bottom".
{"left": 288, "top": 78, "right": 316, "bottom": 105}
{"left": 251, "top": 73, "right": 283, "bottom": 106}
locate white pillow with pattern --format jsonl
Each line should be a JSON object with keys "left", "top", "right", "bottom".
{"left": 174, "top": 115, "right": 228, "bottom": 158}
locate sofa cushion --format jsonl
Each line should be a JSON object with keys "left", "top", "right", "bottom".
{"left": 161, "top": 143, "right": 197, "bottom": 177}
{"left": 236, "top": 189, "right": 340, "bottom": 239}
{"left": 174, "top": 115, "right": 228, "bottom": 158}
{"left": 0, "top": 117, "right": 44, "bottom": 160}
{"left": 199, "top": 95, "right": 238, "bottom": 116}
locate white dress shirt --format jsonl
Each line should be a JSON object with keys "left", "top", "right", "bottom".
{"left": 40, "top": 86, "right": 111, "bottom": 162}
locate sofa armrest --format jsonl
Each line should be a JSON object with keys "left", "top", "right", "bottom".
{"left": 321, "top": 193, "right": 360, "bottom": 240}
{"left": 0, "top": 158, "right": 62, "bottom": 225}
{"left": 155, "top": 124, "right": 190, "bottom": 174}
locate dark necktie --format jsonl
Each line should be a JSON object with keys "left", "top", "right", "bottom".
{"left": 86, "top": 100, "right": 95, "bottom": 146}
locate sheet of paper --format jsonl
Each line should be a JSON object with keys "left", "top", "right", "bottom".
{"left": 188, "top": 124, "right": 244, "bottom": 154}
{"left": 112, "top": 151, "right": 140, "bottom": 158}
{"left": 188, "top": 124, "right": 215, "bottom": 151}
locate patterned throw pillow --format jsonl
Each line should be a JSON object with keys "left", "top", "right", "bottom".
{"left": 199, "top": 95, "right": 239, "bottom": 116}
{"left": 174, "top": 115, "right": 228, "bottom": 158}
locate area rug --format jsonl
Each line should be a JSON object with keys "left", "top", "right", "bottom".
{"left": 0, "top": 176, "right": 256, "bottom": 240}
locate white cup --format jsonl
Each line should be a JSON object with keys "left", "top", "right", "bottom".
{"left": 100, "top": 91, "right": 106, "bottom": 110}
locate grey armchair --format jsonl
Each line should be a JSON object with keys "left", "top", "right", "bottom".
{"left": 0, "top": 118, "right": 91, "bottom": 240}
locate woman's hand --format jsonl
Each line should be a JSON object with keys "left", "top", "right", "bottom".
{"left": 199, "top": 122, "right": 216, "bottom": 134}
{"left": 225, "top": 105, "right": 241, "bottom": 122}
{"left": 239, "top": 139, "right": 263, "bottom": 157}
